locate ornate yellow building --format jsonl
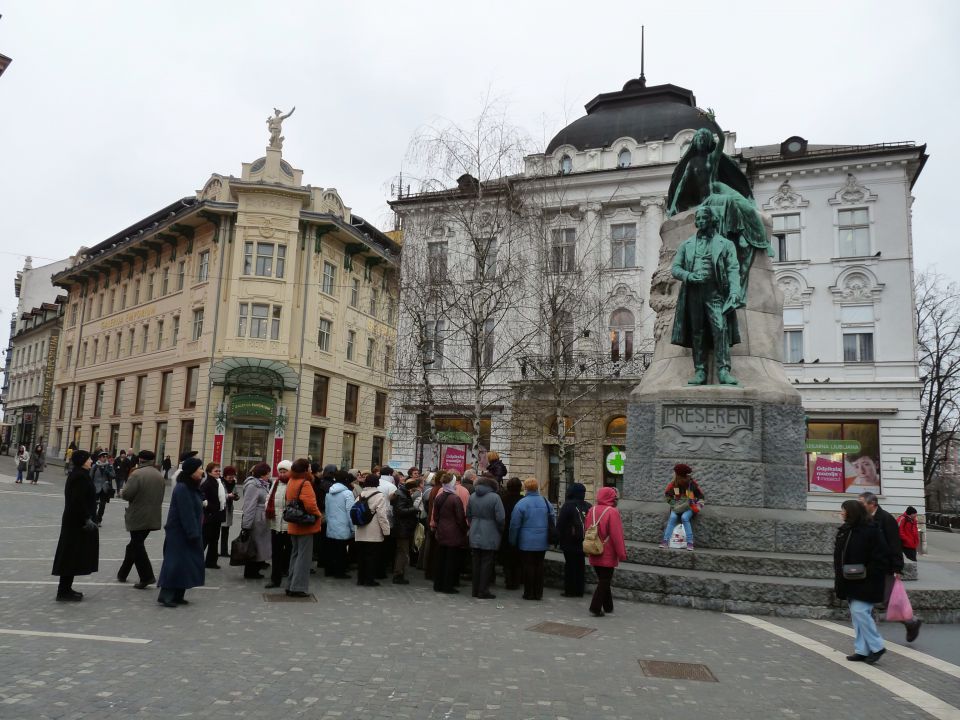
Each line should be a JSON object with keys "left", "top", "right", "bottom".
{"left": 49, "top": 120, "right": 398, "bottom": 475}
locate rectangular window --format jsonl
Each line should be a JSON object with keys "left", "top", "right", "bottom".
{"left": 120, "top": 286, "right": 127, "bottom": 310}
{"left": 93, "top": 382, "right": 104, "bottom": 417}
{"left": 344, "top": 383, "right": 359, "bottom": 423}
{"left": 372, "top": 436, "right": 385, "bottom": 468}
{"left": 843, "top": 332, "right": 874, "bottom": 363}
{"left": 70, "top": 303, "right": 78, "bottom": 327}
{"left": 238, "top": 303, "right": 248, "bottom": 337}
{"left": 108, "top": 289, "right": 116, "bottom": 314}
{"left": 374, "top": 391, "right": 387, "bottom": 429}
{"left": 271, "top": 305, "right": 281, "bottom": 340}
{"left": 131, "top": 423, "right": 143, "bottom": 453}
{"left": 243, "top": 241, "right": 254, "bottom": 275}
{"left": 159, "top": 371, "right": 172, "bottom": 411}
{"left": 133, "top": 279, "right": 141, "bottom": 305}
{"left": 90, "top": 426, "right": 100, "bottom": 453}
{"left": 157, "top": 319, "right": 164, "bottom": 348}
{"left": 104, "top": 335, "right": 111, "bottom": 360}
{"left": 113, "top": 379, "right": 124, "bottom": 415}
{"left": 115, "top": 331, "right": 121, "bottom": 358}
{"left": 427, "top": 319, "right": 445, "bottom": 369}
{"left": 386, "top": 298, "right": 396, "bottom": 325}
{"left": 161, "top": 267, "right": 169, "bottom": 296}
{"left": 172, "top": 316, "right": 180, "bottom": 344}
{"left": 838, "top": 208, "right": 870, "bottom": 257}
{"left": 369, "top": 288, "right": 379, "bottom": 317}
{"left": 147, "top": 273, "right": 154, "bottom": 301}
{"left": 109, "top": 425, "right": 120, "bottom": 456}
{"left": 58, "top": 388, "right": 67, "bottom": 420}
{"left": 475, "top": 238, "right": 498, "bottom": 281}
{"left": 312, "top": 374, "right": 329, "bottom": 416}
{"left": 551, "top": 228, "right": 576, "bottom": 273}
{"left": 366, "top": 337, "right": 376, "bottom": 367}
{"left": 428, "top": 241, "right": 448, "bottom": 283}
{"left": 341, "top": 431, "right": 356, "bottom": 470}
{"left": 308, "top": 427, "right": 326, "bottom": 464}
{"left": 317, "top": 318, "right": 332, "bottom": 351}
{"left": 93, "top": 339, "right": 99, "bottom": 363}
{"left": 184, "top": 366, "right": 199, "bottom": 408}
{"left": 65, "top": 344, "right": 72, "bottom": 369}
{"left": 81, "top": 341, "right": 88, "bottom": 367}
{"left": 610, "top": 223, "right": 636, "bottom": 269}
{"left": 198, "top": 251, "right": 210, "bottom": 282}
{"left": 384, "top": 344, "right": 393, "bottom": 375}
{"left": 322, "top": 262, "right": 336, "bottom": 295}
{"left": 610, "top": 329, "right": 634, "bottom": 362}
{"left": 192, "top": 309, "right": 204, "bottom": 341}
{"left": 141, "top": 324, "right": 149, "bottom": 353}
{"left": 250, "top": 303, "right": 269, "bottom": 339}
{"left": 772, "top": 213, "right": 801, "bottom": 262}
{"left": 178, "top": 419, "right": 194, "bottom": 459}
{"left": 127, "top": 329, "right": 134, "bottom": 356}
{"left": 177, "top": 261, "right": 185, "bottom": 291}
{"left": 135, "top": 375, "right": 146, "bottom": 414}
{"left": 155, "top": 421, "right": 168, "bottom": 460}
{"left": 97, "top": 293, "right": 104, "bottom": 318}
{"left": 783, "top": 330, "right": 803, "bottom": 363}
{"left": 276, "top": 245, "right": 286, "bottom": 279}
{"left": 346, "top": 330, "right": 356, "bottom": 361}
{"left": 350, "top": 278, "right": 360, "bottom": 308}
{"left": 256, "top": 242, "right": 274, "bottom": 277}
{"left": 75, "top": 385, "right": 86, "bottom": 419}
{"left": 807, "top": 420, "right": 881, "bottom": 493}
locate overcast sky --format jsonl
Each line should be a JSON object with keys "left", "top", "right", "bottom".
{"left": 1, "top": 0, "right": 957, "bottom": 358}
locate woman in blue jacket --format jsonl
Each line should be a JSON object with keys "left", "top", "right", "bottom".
{"left": 324, "top": 470, "right": 355, "bottom": 579}
{"left": 508, "top": 477, "right": 555, "bottom": 601}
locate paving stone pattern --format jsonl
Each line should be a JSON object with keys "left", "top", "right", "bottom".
{"left": 0, "top": 459, "right": 957, "bottom": 719}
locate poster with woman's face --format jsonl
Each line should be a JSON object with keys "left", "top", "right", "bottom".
{"left": 845, "top": 454, "right": 880, "bottom": 493}
{"left": 806, "top": 421, "right": 881, "bottom": 493}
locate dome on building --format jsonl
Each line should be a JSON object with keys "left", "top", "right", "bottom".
{"left": 545, "top": 79, "right": 720, "bottom": 154}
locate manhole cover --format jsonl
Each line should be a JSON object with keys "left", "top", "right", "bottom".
{"left": 639, "top": 660, "right": 717, "bottom": 682}
{"left": 262, "top": 593, "right": 317, "bottom": 603}
{"left": 527, "top": 621, "right": 596, "bottom": 639}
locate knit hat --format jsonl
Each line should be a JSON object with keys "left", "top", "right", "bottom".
{"left": 179, "top": 449, "right": 198, "bottom": 463}
{"left": 71, "top": 450, "right": 92, "bottom": 467}
{"left": 323, "top": 464, "right": 338, "bottom": 476}
{"left": 276, "top": 459, "right": 293, "bottom": 472}
{"left": 181, "top": 457, "right": 204, "bottom": 478}
{"left": 673, "top": 463, "right": 693, "bottom": 476}
{"left": 222, "top": 465, "right": 237, "bottom": 477}
{"left": 138, "top": 450, "right": 156, "bottom": 463}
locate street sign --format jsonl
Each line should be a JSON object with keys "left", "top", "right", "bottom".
{"left": 605, "top": 448, "right": 625, "bottom": 475}
{"left": 900, "top": 457, "right": 916, "bottom": 466}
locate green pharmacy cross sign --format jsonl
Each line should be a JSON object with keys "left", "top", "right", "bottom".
{"left": 606, "top": 447, "right": 626, "bottom": 475}
{"left": 804, "top": 439, "right": 861, "bottom": 454}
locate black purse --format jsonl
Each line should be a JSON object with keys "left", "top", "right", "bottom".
{"left": 841, "top": 532, "right": 867, "bottom": 580}
{"left": 544, "top": 497, "right": 559, "bottom": 545}
{"left": 282, "top": 480, "right": 319, "bottom": 526}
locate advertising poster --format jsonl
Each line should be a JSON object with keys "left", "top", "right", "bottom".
{"left": 441, "top": 445, "right": 467, "bottom": 474}
{"left": 806, "top": 421, "right": 881, "bottom": 493}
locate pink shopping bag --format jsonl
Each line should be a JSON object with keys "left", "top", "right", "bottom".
{"left": 886, "top": 577, "right": 913, "bottom": 622}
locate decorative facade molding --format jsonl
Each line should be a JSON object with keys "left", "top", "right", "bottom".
{"left": 763, "top": 180, "right": 809, "bottom": 210}
{"left": 775, "top": 271, "right": 814, "bottom": 306}
{"left": 607, "top": 283, "right": 643, "bottom": 310}
{"left": 828, "top": 173, "right": 878, "bottom": 206}
{"left": 829, "top": 266, "right": 884, "bottom": 301}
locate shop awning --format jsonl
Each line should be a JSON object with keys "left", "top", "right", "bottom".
{"left": 209, "top": 357, "right": 299, "bottom": 391}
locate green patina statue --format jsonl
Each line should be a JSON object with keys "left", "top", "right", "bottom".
{"left": 671, "top": 206, "right": 742, "bottom": 386}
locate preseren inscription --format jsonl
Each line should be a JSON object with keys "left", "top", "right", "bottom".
{"left": 662, "top": 404, "right": 754, "bottom": 437}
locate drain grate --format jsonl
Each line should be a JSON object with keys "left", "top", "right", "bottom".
{"left": 527, "top": 621, "right": 596, "bottom": 639}
{"left": 639, "top": 660, "right": 717, "bottom": 682}
{"left": 262, "top": 593, "right": 317, "bottom": 603}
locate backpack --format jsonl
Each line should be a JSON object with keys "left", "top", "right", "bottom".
{"left": 582, "top": 507, "right": 611, "bottom": 556}
{"left": 350, "top": 491, "right": 381, "bottom": 526}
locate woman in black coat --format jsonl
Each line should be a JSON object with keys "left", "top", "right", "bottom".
{"left": 833, "top": 499, "right": 889, "bottom": 663}
{"left": 157, "top": 457, "right": 206, "bottom": 607}
{"left": 556, "top": 482, "right": 591, "bottom": 597}
{"left": 499, "top": 477, "right": 523, "bottom": 590}
{"left": 51, "top": 451, "right": 99, "bottom": 601}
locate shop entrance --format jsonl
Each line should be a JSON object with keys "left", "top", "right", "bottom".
{"left": 232, "top": 426, "right": 270, "bottom": 480}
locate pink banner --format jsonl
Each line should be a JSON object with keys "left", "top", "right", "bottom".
{"left": 272, "top": 437, "right": 284, "bottom": 475}
{"left": 212, "top": 434, "right": 224, "bottom": 464}
{"left": 442, "top": 446, "right": 467, "bottom": 474}
{"left": 810, "top": 456, "right": 845, "bottom": 493}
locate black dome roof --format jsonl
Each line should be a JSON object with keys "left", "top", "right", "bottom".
{"left": 545, "top": 79, "right": 719, "bottom": 155}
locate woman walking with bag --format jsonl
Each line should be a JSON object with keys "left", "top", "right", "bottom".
{"left": 556, "top": 482, "right": 591, "bottom": 597}
{"left": 28, "top": 443, "right": 47, "bottom": 484}
{"left": 585, "top": 486, "right": 626, "bottom": 617}
{"left": 833, "top": 499, "right": 888, "bottom": 663}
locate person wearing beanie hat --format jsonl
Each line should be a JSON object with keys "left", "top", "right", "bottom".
{"left": 157, "top": 456, "right": 206, "bottom": 607}
{"left": 117, "top": 447, "right": 166, "bottom": 589}
{"left": 52, "top": 450, "right": 99, "bottom": 601}
{"left": 264, "top": 460, "right": 293, "bottom": 589}
{"left": 898, "top": 506, "right": 920, "bottom": 563}
{"left": 219, "top": 466, "right": 240, "bottom": 558}
{"left": 659, "top": 465, "right": 704, "bottom": 550}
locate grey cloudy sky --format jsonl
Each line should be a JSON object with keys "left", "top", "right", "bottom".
{"left": 1, "top": 0, "right": 957, "bottom": 355}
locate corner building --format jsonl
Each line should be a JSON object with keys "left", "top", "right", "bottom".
{"left": 49, "top": 141, "right": 398, "bottom": 475}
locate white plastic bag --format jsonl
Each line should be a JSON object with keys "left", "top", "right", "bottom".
{"left": 669, "top": 524, "right": 687, "bottom": 549}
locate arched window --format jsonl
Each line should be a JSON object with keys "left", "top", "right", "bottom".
{"left": 617, "top": 148, "right": 632, "bottom": 168}
{"left": 606, "top": 415, "right": 627, "bottom": 439}
{"left": 560, "top": 155, "right": 573, "bottom": 175}
{"left": 609, "top": 308, "right": 634, "bottom": 361}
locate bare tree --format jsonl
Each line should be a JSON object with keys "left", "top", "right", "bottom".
{"left": 916, "top": 270, "right": 960, "bottom": 510}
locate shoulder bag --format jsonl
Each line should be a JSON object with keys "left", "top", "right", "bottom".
{"left": 543, "top": 497, "right": 559, "bottom": 545}
{"left": 841, "top": 530, "right": 866, "bottom": 580}
{"left": 282, "top": 480, "right": 319, "bottom": 526}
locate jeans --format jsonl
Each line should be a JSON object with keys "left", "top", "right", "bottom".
{"left": 562, "top": 548, "right": 586, "bottom": 596}
{"left": 590, "top": 566, "right": 615, "bottom": 614}
{"left": 662, "top": 510, "right": 694, "bottom": 544}
{"left": 849, "top": 599, "right": 885, "bottom": 655}
{"left": 286, "top": 534, "right": 313, "bottom": 593}
{"left": 520, "top": 550, "right": 546, "bottom": 600}
{"left": 471, "top": 548, "right": 496, "bottom": 597}
{"left": 118, "top": 529, "right": 154, "bottom": 582}
{"left": 15, "top": 467, "right": 23, "bottom": 482}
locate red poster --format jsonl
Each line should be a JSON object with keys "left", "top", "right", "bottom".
{"left": 212, "top": 434, "right": 224, "bottom": 464}
{"left": 272, "top": 437, "right": 284, "bottom": 475}
{"left": 442, "top": 446, "right": 467, "bottom": 474}
{"left": 810, "top": 456, "right": 845, "bottom": 493}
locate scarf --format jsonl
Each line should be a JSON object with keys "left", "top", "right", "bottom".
{"left": 216, "top": 477, "right": 226, "bottom": 507}
{"left": 266, "top": 479, "right": 280, "bottom": 519}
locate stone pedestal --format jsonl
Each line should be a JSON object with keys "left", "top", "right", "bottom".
{"left": 625, "top": 208, "right": 808, "bottom": 510}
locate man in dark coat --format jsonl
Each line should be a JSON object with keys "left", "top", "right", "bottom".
{"left": 91, "top": 451, "right": 116, "bottom": 525}
{"left": 118, "top": 450, "right": 165, "bottom": 589}
{"left": 113, "top": 449, "right": 134, "bottom": 496}
{"left": 157, "top": 457, "right": 206, "bottom": 607}
{"left": 859, "top": 492, "right": 922, "bottom": 641}
{"left": 199, "top": 464, "right": 225, "bottom": 569}
{"left": 391, "top": 478, "right": 420, "bottom": 584}
{"left": 556, "top": 482, "right": 591, "bottom": 598}
{"left": 52, "top": 450, "right": 99, "bottom": 600}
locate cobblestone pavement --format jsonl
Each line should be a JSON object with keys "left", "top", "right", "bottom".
{"left": 0, "top": 457, "right": 958, "bottom": 720}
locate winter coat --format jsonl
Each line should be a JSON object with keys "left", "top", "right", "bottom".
{"left": 500, "top": 488, "right": 523, "bottom": 549}
{"left": 120, "top": 465, "right": 166, "bottom": 532}
{"left": 487, "top": 459, "right": 508, "bottom": 484}
{"left": 434, "top": 489, "right": 468, "bottom": 548}
{"left": 222, "top": 477, "right": 238, "bottom": 528}
{"left": 664, "top": 478, "right": 704, "bottom": 512}
{"left": 114, "top": 456, "right": 134, "bottom": 484}
{"left": 354, "top": 488, "right": 390, "bottom": 542}
{"left": 586, "top": 487, "right": 627, "bottom": 568}
{"left": 51, "top": 467, "right": 99, "bottom": 577}
{"left": 392, "top": 485, "right": 419, "bottom": 539}
{"left": 898, "top": 513, "right": 920, "bottom": 551}
{"left": 285, "top": 475, "right": 323, "bottom": 536}
{"left": 873, "top": 505, "right": 904, "bottom": 573}
{"left": 28, "top": 447, "right": 46, "bottom": 473}
{"left": 157, "top": 478, "right": 205, "bottom": 590}
{"left": 833, "top": 521, "right": 889, "bottom": 603}
{"left": 91, "top": 461, "right": 116, "bottom": 496}
{"left": 240, "top": 476, "right": 271, "bottom": 562}
{"left": 430, "top": 481, "right": 471, "bottom": 529}
{"left": 16, "top": 448, "right": 29, "bottom": 469}
{"left": 325, "top": 482, "right": 355, "bottom": 540}
{"left": 508, "top": 490, "right": 555, "bottom": 552}
{"left": 200, "top": 473, "right": 225, "bottom": 525}
{"left": 266, "top": 479, "right": 289, "bottom": 533}
{"left": 556, "top": 483, "right": 592, "bottom": 553}
{"left": 467, "top": 481, "right": 505, "bottom": 550}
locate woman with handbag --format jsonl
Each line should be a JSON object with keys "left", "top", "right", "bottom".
{"left": 556, "top": 482, "right": 591, "bottom": 597}
{"left": 507, "top": 477, "right": 555, "bottom": 601}
{"left": 28, "top": 443, "right": 47, "bottom": 484}
{"left": 51, "top": 450, "right": 99, "bottom": 601}
{"left": 833, "top": 499, "right": 888, "bottom": 663}
{"left": 658, "top": 464, "right": 704, "bottom": 550}
{"left": 586, "top": 486, "right": 627, "bottom": 617}
{"left": 239, "top": 463, "right": 272, "bottom": 579}
{"left": 15, "top": 445, "right": 28, "bottom": 483}
{"left": 282, "top": 459, "right": 322, "bottom": 598}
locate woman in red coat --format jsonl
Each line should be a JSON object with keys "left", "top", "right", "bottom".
{"left": 897, "top": 506, "right": 920, "bottom": 562}
{"left": 586, "top": 486, "right": 627, "bottom": 617}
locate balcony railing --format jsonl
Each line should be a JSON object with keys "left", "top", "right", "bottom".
{"left": 517, "top": 352, "right": 653, "bottom": 382}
